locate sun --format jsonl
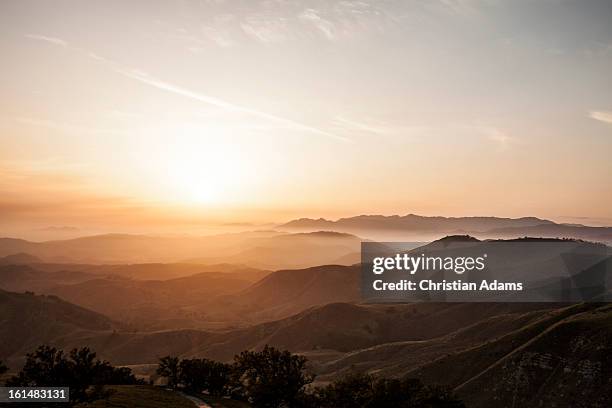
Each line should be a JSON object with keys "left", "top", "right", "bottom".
{"left": 130, "top": 123, "right": 258, "bottom": 206}
{"left": 168, "top": 160, "right": 223, "bottom": 204}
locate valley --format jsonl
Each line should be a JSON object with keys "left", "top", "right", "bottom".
{"left": 0, "top": 230, "right": 610, "bottom": 407}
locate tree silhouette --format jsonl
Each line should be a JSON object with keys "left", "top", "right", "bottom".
{"left": 6, "top": 345, "right": 138, "bottom": 404}
{"left": 177, "top": 358, "right": 231, "bottom": 396}
{"left": 315, "top": 372, "right": 374, "bottom": 408}
{"left": 153, "top": 348, "right": 465, "bottom": 408}
{"left": 315, "top": 372, "right": 465, "bottom": 408}
{"left": 233, "top": 345, "right": 314, "bottom": 408}
{"left": 156, "top": 356, "right": 180, "bottom": 389}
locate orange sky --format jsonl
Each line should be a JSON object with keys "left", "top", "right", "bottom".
{"left": 1, "top": 1, "right": 612, "bottom": 239}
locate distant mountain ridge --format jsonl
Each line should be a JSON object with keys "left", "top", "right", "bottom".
{"left": 282, "top": 214, "right": 554, "bottom": 231}
{"left": 280, "top": 214, "right": 612, "bottom": 243}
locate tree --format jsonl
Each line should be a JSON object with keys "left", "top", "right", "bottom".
{"left": 178, "top": 358, "right": 207, "bottom": 393}
{"left": 315, "top": 374, "right": 465, "bottom": 408}
{"left": 68, "top": 347, "right": 102, "bottom": 402}
{"left": 205, "top": 360, "right": 232, "bottom": 397}
{"left": 0, "top": 360, "right": 8, "bottom": 376}
{"left": 178, "top": 358, "right": 231, "bottom": 396}
{"left": 6, "top": 345, "right": 138, "bottom": 404}
{"left": 233, "top": 345, "right": 314, "bottom": 408}
{"left": 156, "top": 356, "right": 180, "bottom": 389}
{"left": 6, "top": 346, "right": 72, "bottom": 388}
{"left": 315, "top": 372, "right": 374, "bottom": 408}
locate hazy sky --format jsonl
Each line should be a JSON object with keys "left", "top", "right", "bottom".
{"left": 1, "top": 0, "right": 612, "bottom": 237}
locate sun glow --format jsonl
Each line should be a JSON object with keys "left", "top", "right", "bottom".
{"left": 133, "top": 124, "right": 255, "bottom": 205}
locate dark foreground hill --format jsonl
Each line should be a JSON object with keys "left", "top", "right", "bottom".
{"left": 74, "top": 385, "right": 196, "bottom": 408}
{"left": 412, "top": 303, "right": 612, "bottom": 408}
{"left": 0, "top": 288, "right": 555, "bottom": 366}
{"left": 2, "top": 288, "right": 610, "bottom": 408}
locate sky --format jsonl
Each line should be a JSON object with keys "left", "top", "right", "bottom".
{"left": 1, "top": 0, "right": 612, "bottom": 239}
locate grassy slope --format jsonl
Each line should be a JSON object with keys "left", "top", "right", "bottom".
{"left": 0, "top": 290, "right": 115, "bottom": 364}
{"left": 76, "top": 386, "right": 194, "bottom": 408}
{"left": 407, "top": 303, "right": 612, "bottom": 408}
{"left": 201, "top": 395, "right": 251, "bottom": 408}
{"left": 456, "top": 304, "right": 612, "bottom": 408}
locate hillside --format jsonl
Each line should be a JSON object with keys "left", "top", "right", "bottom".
{"left": 0, "top": 263, "right": 360, "bottom": 329}
{"left": 213, "top": 265, "right": 361, "bottom": 323}
{"left": 0, "top": 264, "right": 98, "bottom": 293}
{"left": 2, "top": 285, "right": 609, "bottom": 408}
{"left": 0, "top": 296, "right": 551, "bottom": 367}
{"left": 312, "top": 305, "right": 554, "bottom": 382}
{"left": 46, "top": 272, "right": 255, "bottom": 329}
{"left": 0, "top": 231, "right": 361, "bottom": 267}
{"left": 216, "top": 231, "right": 362, "bottom": 269}
{"left": 376, "top": 236, "right": 612, "bottom": 302}
{"left": 194, "top": 302, "right": 554, "bottom": 363}
{"left": 14, "top": 262, "right": 270, "bottom": 282}
{"left": 0, "top": 290, "right": 116, "bottom": 365}
{"left": 0, "top": 252, "right": 42, "bottom": 264}
{"left": 409, "top": 303, "right": 612, "bottom": 408}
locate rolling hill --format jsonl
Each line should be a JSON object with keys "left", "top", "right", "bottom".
{"left": 0, "top": 263, "right": 360, "bottom": 329}
{"left": 0, "top": 289, "right": 554, "bottom": 367}
{"left": 0, "top": 289, "right": 116, "bottom": 366}
{"left": 46, "top": 273, "right": 255, "bottom": 330}
{"left": 2, "top": 286, "right": 609, "bottom": 408}
{"left": 0, "top": 231, "right": 361, "bottom": 268}
{"left": 409, "top": 303, "right": 612, "bottom": 408}
{"left": 0, "top": 264, "right": 98, "bottom": 293}
{"left": 2, "top": 234, "right": 610, "bottom": 408}
{"left": 0, "top": 252, "right": 42, "bottom": 264}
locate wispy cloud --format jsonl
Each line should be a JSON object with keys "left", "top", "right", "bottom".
{"left": 25, "top": 34, "right": 68, "bottom": 47}
{"left": 299, "top": 9, "right": 337, "bottom": 40}
{"left": 240, "top": 17, "right": 291, "bottom": 44}
{"left": 334, "top": 116, "right": 515, "bottom": 150}
{"left": 109, "top": 67, "right": 348, "bottom": 142}
{"left": 589, "top": 110, "right": 612, "bottom": 125}
{"left": 23, "top": 33, "right": 348, "bottom": 142}
{"left": 334, "top": 117, "right": 389, "bottom": 134}
{"left": 333, "top": 116, "right": 432, "bottom": 136}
